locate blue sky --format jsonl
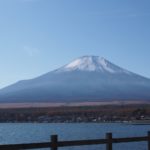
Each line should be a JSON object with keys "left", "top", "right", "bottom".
{"left": 0, "top": 0, "right": 150, "bottom": 88}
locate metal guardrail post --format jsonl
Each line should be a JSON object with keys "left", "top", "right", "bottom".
{"left": 106, "top": 133, "right": 112, "bottom": 150}
{"left": 148, "top": 131, "right": 150, "bottom": 150}
{"left": 51, "top": 135, "right": 58, "bottom": 150}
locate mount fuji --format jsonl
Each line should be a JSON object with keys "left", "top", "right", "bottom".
{"left": 0, "top": 56, "right": 150, "bottom": 103}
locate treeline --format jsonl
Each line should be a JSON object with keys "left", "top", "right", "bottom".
{"left": 0, "top": 104, "right": 150, "bottom": 123}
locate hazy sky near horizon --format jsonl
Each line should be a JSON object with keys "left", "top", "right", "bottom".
{"left": 0, "top": 0, "right": 150, "bottom": 88}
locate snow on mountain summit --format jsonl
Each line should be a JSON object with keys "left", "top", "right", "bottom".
{"left": 56, "top": 56, "right": 131, "bottom": 74}
{"left": 64, "top": 56, "right": 101, "bottom": 71}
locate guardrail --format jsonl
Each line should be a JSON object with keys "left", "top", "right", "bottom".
{"left": 0, "top": 131, "right": 150, "bottom": 150}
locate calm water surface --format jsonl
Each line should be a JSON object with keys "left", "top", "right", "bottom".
{"left": 0, "top": 123, "right": 150, "bottom": 150}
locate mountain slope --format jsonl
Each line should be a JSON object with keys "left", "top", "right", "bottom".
{"left": 0, "top": 56, "right": 150, "bottom": 102}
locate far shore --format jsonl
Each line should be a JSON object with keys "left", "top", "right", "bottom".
{"left": 0, "top": 100, "right": 149, "bottom": 108}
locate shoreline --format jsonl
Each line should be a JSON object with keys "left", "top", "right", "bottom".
{"left": 0, "top": 101, "right": 149, "bottom": 108}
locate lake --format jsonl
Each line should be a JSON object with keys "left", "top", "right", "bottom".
{"left": 0, "top": 123, "right": 149, "bottom": 150}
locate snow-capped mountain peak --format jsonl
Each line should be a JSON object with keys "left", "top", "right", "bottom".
{"left": 64, "top": 56, "right": 99, "bottom": 71}
{"left": 0, "top": 55, "right": 150, "bottom": 103}
{"left": 56, "top": 56, "right": 130, "bottom": 74}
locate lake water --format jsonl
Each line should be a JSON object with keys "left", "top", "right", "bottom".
{"left": 0, "top": 123, "right": 149, "bottom": 150}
